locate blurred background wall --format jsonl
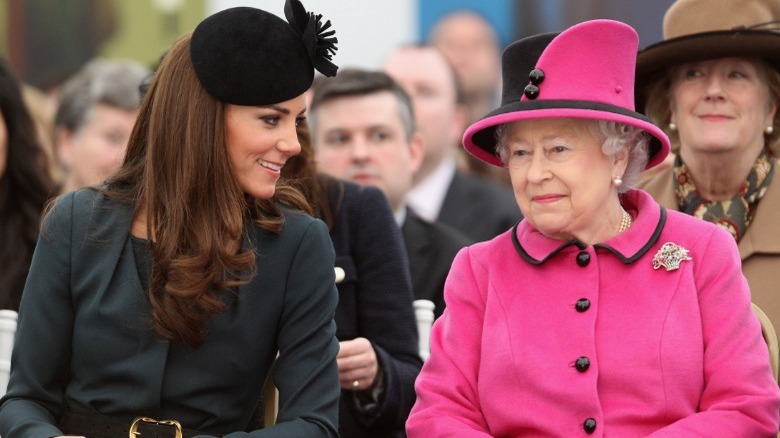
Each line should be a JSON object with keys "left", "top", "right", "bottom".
{"left": 0, "top": 0, "right": 675, "bottom": 93}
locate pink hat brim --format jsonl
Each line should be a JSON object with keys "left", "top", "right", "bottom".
{"left": 463, "top": 106, "right": 671, "bottom": 170}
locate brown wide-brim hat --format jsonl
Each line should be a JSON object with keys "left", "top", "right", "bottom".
{"left": 635, "top": 0, "right": 780, "bottom": 112}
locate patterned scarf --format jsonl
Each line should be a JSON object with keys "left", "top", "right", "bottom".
{"left": 674, "top": 148, "right": 775, "bottom": 242}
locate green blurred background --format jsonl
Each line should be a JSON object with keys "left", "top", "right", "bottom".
{"left": 0, "top": 0, "right": 205, "bottom": 92}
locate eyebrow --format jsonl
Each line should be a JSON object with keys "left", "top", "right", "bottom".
{"left": 261, "top": 104, "right": 307, "bottom": 117}
{"left": 542, "top": 132, "right": 570, "bottom": 141}
{"left": 510, "top": 131, "right": 570, "bottom": 144}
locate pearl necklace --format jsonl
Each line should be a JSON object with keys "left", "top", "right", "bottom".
{"left": 618, "top": 208, "right": 632, "bottom": 233}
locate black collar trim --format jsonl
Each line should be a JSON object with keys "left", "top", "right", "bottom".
{"left": 511, "top": 206, "right": 667, "bottom": 265}
{"left": 594, "top": 207, "right": 667, "bottom": 264}
{"left": 512, "top": 225, "right": 585, "bottom": 265}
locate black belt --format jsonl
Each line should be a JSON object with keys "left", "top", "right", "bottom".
{"left": 59, "top": 410, "right": 222, "bottom": 438}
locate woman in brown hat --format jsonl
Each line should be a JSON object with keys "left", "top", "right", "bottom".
{"left": 636, "top": 0, "right": 780, "bottom": 343}
{"left": 0, "top": 1, "right": 342, "bottom": 437}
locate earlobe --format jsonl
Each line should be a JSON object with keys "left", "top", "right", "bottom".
{"left": 56, "top": 128, "right": 75, "bottom": 168}
{"left": 409, "top": 132, "right": 426, "bottom": 172}
{"left": 766, "top": 101, "right": 777, "bottom": 128}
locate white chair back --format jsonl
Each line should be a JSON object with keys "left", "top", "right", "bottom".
{"left": 0, "top": 310, "right": 18, "bottom": 397}
{"left": 413, "top": 300, "right": 435, "bottom": 361}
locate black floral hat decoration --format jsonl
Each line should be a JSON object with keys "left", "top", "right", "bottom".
{"left": 190, "top": 0, "right": 338, "bottom": 106}
{"left": 284, "top": 0, "right": 338, "bottom": 77}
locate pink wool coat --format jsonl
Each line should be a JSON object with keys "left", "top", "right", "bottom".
{"left": 407, "top": 189, "right": 780, "bottom": 437}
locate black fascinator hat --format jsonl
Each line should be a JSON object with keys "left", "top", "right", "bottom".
{"left": 190, "top": 0, "right": 338, "bottom": 106}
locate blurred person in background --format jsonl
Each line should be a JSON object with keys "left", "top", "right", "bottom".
{"left": 427, "top": 12, "right": 510, "bottom": 185}
{"left": 636, "top": 0, "right": 780, "bottom": 341}
{"left": 54, "top": 58, "right": 149, "bottom": 193}
{"left": 282, "top": 120, "right": 423, "bottom": 438}
{"left": 427, "top": 11, "right": 502, "bottom": 126}
{"left": 383, "top": 46, "right": 520, "bottom": 242}
{"left": 309, "top": 68, "right": 471, "bottom": 319}
{"left": 0, "top": 57, "right": 54, "bottom": 311}
{"left": 21, "top": 84, "right": 58, "bottom": 183}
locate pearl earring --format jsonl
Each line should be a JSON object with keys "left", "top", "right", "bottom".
{"left": 613, "top": 176, "right": 623, "bottom": 187}
{"left": 668, "top": 122, "right": 677, "bottom": 131}
{"left": 766, "top": 126, "right": 775, "bottom": 135}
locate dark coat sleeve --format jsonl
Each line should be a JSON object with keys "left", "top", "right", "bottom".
{"left": 328, "top": 181, "right": 422, "bottom": 437}
{"left": 243, "top": 214, "right": 340, "bottom": 437}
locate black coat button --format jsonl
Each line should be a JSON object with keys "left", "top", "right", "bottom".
{"left": 583, "top": 418, "right": 597, "bottom": 433}
{"left": 575, "top": 298, "right": 591, "bottom": 312}
{"left": 576, "top": 251, "right": 590, "bottom": 267}
{"left": 575, "top": 356, "right": 590, "bottom": 372}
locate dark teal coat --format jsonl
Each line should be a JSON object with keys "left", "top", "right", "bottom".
{"left": 0, "top": 188, "right": 340, "bottom": 437}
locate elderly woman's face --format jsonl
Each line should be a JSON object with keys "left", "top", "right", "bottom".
{"left": 669, "top": 57, "right": 777, "bottom": 155}
{"left": 504, "top": 118, "right": 626, "bottom": 242}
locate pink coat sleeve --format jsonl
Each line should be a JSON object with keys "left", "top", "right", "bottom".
{"left": 406, "top": 246, "right": 494, "bottom": 437}
{"left": 647, "top": 226, "right": 780, "bottom": 437}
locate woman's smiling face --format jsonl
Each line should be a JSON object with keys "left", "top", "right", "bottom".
{"left": 224, "top": 94, "right": 306, "bottom": 199}
{"left": 669, "top": 57, "right": 777, "bottom": 156}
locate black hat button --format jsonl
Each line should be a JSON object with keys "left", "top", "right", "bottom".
{"left": 529, "top": 68, "right": 545, "bottom": 85}
{"left": 523, "top": 84, "right": 539, "bottom": 99}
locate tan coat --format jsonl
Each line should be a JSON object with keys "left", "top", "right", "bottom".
{"left": 639, "top": 163, "right": 780, "bottom": 342}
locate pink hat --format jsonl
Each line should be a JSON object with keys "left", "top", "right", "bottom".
{"left": 463, "top": 19, "right": 671, "bottom": 169}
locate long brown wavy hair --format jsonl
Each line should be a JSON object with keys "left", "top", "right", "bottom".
{"left": 104, "top": 33, "right": 311, "bottom": 347}
{"left": 0, "top": 57, "right": 55, "bottom": 310}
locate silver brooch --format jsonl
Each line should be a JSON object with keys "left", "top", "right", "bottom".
{"left": 652, "top": 242, "right": 692, "bottom": 271}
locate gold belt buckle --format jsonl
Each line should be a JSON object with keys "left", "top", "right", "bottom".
{"left": 129, "top": 417, "right": 183, "bottom": 438}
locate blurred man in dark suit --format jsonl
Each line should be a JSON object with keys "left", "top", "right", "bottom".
{"left": 309, "top": 69, "right": 471, "bottom": 319}
{"left": 384, "top": 45, "right": 521, "bottom": 242}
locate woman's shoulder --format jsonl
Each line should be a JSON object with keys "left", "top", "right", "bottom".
{"left": 265, "top": 207, "right": 330, "bottom": 249}
{"left": 330, "top": 177, "right": 387, "bottom": 207}
{"left": 662, "top": 208, "right": 737, "bottom": 251}
{"left": 279, "top": 207, "right": 323, "bottom": 231}
{"left": 44, "top": 188, "right": 122, "bottom": 226}
{"left": 40, "top": 188, "right": 132, "bottom": 248}
{"left": 322, "top": 176, "right": 393, "bottom": 223}
{"left": 457, "top": 228, "right": 516, "bottom": 263}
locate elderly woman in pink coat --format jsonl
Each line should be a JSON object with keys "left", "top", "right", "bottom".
{"left": 406, "top": 19, "right": 780, "bottom": 437}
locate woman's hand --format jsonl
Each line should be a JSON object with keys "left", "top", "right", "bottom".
{"left": 337, "top": 337, "right": 378, "bottom": 391}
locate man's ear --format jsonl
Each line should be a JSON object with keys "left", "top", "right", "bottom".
{"left": 409, "top": 132, "right": 426, "bottom": 175}
{"left": 56, "top": 127, "right": 76, "bottom": 170}
{"left": 450, "top": 103, "right": 469, "bottom": 145}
